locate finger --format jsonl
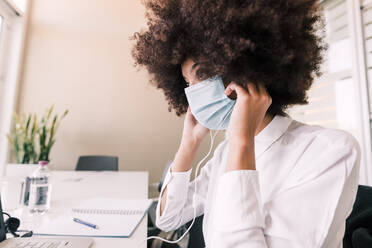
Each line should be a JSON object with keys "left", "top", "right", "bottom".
{"left": 225, "top": 82, "right": 249, "bottom": 98}
{"left": 186, "top": 107, "right": 193, "bottom": 118}
{"left": 247, "top": 82, "right": 258, "bottom": 97}
{"left": 257, "top": 83, "right": 269, "bottom": 96}
{"left": 186, "top": 107, "right": 197, "bottom": 122}
{"left": 257, "top": 84, "right": 272, "bottom": 106}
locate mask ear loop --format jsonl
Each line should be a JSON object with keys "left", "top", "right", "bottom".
{"left": 141, "top": 100, "right": 234, "bottom": 247}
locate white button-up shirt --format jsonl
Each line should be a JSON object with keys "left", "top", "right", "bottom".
{"left": 156, "top": 114, "right": 361, "bottom": 247}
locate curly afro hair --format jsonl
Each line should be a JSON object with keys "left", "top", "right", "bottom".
{"left": 130, "top": 0, "right": 327, "bottom": 117}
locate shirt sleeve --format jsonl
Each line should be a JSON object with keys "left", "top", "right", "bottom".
{"left": 209, "top": 132, "right": 361, "bottom": 248}
{"left": 155, "top": 145, "right": 219, "bottom": 232}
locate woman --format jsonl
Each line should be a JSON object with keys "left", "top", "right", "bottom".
{"left": 131, "top": 0, "right": 361, "bottom": 247}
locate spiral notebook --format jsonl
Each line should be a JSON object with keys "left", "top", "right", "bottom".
{"left": 33, "top": 198, "right": 153, "bottom": 238}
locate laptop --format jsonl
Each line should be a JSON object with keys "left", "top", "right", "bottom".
{"left": 0, "top": 195, "right": 94, "bottom": 248}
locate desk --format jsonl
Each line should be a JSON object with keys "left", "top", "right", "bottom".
{"left": 12, "top": 170, "right": 149, "bottom": 248}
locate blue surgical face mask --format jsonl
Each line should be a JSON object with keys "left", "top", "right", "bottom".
{"left": 184, "top": 75, "right": 236, "bottom": 130}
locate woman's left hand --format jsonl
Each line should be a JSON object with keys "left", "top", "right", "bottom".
{"left": 225, "top": 81, "right": 272, "bottom": 146}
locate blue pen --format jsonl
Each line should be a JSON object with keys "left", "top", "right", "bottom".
{"left": 73, "top": 218, "right": 99, "bottom": 229}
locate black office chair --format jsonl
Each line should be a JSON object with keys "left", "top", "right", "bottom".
{"left": 344, "top": 185, "right": 372, "bottom": 248}
{"left": 75, "top": 155, "right": 118, "bottom": 171}
{"left": 148, "top": 161, "right": 205, "bottom": 248}
{"left": 184, "top": 215, "right": 205, "bottom": 248}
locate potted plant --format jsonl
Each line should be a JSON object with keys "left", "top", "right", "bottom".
{"left": 37, "top": 106, "right": 69, "bottom": 163}
{"left": 7, "top": 113, "right": 38, "bottom": 164}
{"left": 6, "top": 106, "right": 68, "bottom": 177}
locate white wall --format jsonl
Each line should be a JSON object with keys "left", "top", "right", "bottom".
{"left": 16, "top": 0, "right": 224, "bottom": 183}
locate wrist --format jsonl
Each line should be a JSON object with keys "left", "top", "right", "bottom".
{"left": 226, "top": 138, "right": 256, "bottom": 171}
{"left": 229, "top": 135, "right": 255, "bottom": 148}
{"left": 171, "top": 140, "right": 200, "bottom": 172}
{"left": 179, "top": 137, "right": 202, "bottom": 152}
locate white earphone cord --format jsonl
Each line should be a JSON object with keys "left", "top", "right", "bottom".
{"left": 138, "top": 129, "right": 219, "bottom": 247}
{"left": 138, "top": 103, "right": 234, "bottom": 248}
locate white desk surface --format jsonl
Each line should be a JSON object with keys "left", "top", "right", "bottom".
{"left": 12, "top": 170, "right": 149, "bottom": 248}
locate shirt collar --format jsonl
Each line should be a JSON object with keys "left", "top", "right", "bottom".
{"left": 255, "top": 114, "right": 293, "bottom": 142}
{"left": 223, "top": 114, "right": 292, "bottom": 166}
{"left": 254, "top": 114, "right": 293, "bottom": 158}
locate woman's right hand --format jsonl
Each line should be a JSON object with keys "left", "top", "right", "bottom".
{"left": 171, "top": 108, "right": 209, "bottom": 172}
{"left": 181, "top": 107, "right": 209, "bottom": 146}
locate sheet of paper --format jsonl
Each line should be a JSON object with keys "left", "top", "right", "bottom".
{"left": 34, "top": 198, "right": 153, "bottom": 238}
